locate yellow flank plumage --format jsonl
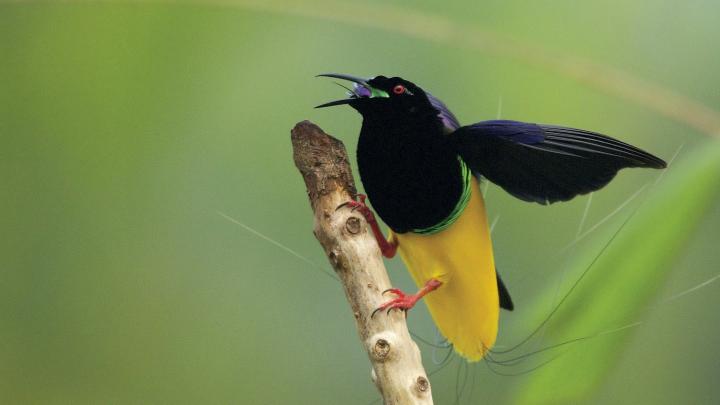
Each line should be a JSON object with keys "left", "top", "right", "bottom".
{"left": 389, "top": 179, "right": 498, "bottom": 361}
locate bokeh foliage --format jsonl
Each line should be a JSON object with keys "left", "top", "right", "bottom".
{"left": 1, "top": 1, "right": 718, "bottom": 404}
{"left": 516, "top": 142, "right": 720, "bottom": 404}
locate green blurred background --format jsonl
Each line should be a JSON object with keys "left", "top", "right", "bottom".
{"left": 2, "top": 1, "right": 719, "bottom": 404}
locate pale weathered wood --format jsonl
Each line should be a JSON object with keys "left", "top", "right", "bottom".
{"left": 291, "top": 121, "right": 434, "bottom": 405}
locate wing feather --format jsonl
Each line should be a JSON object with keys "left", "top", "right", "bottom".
{"left": 451, "top": 120, "right": 666, "bottom": 204}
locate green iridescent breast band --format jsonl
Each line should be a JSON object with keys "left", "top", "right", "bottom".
{"left": 411, "top": 158, "right": 472, "bottom": 235}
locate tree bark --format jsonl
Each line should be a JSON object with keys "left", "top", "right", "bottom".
{"left": 291, "top": 121, "right": 434, "bottom": 405}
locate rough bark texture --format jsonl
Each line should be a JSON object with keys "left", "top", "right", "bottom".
{"left": 291, "top": 121, "right": 434, "bottom": 405}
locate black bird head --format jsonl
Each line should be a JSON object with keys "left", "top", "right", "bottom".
{"left": 316, "top": 73, "right": 433, "bottom": 114}
{"left": 316, "top": 73, "right": 460, "bottom": 132}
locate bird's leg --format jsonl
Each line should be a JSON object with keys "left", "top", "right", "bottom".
{"left": 337, "top": 194, "right": 398, "bottom": 258}
{"left": 371, "top": 279, "right": 443, "bottom": 318}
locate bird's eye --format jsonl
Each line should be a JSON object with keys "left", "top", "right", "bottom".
{"left": 392, "top": 84, "right": 406, "bottom": 95}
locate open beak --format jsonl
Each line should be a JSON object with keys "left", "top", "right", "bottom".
{"left": 315, "top": 73, "right": 373, "bottom": 108}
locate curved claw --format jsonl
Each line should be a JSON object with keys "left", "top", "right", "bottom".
{"left": 336, "top": 196, "right": 397, "bottom": 259}
{"left": 370, "top": 279, "right": 442, "bottom": 320}
{"left": 336, "top": 194, "right": 368, "bottom": 211}
{"left": 337, "top": 200, "right": 364, "bottom": 212}
{"left": 382, "top": 288, "right": 403, "bottom": 296}
{"left": 336, "top": 201, "right": 352, "bottom": 211}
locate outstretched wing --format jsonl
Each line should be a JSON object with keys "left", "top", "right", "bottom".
{"left": 451, "top": 120, "right": 666, "bottom": 204}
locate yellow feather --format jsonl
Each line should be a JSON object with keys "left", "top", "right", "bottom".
{"left": 389, "top": 179, "right": 498, "bottom": 361}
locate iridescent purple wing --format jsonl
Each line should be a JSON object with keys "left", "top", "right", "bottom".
{"left": 426, "top": 92, "right": 460, "bottom": 133}
{"left": 451, "top": 120, "right": 666, "bottom": 204}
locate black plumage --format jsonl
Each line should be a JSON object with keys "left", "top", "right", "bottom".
{"left": 496, "top": 272, "right": 514, "bottom": 310}
{"left": 452, "top": 120, "right": 667, "bottom": 204}
{"left": 355, "top": 93, "right": 464, "bottom": 233}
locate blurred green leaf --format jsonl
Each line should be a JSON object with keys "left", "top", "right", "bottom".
{"left": 515, "top": 141, "right": 720, "bottom": 404}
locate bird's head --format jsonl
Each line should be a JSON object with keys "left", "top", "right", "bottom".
{"left": 316, "top": 73, "right": 434, "bottom": 115}
{"left": 316, "top": 73, "right": 460, "bottom": 132}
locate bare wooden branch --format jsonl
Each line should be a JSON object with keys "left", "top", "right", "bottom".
{"left": 291, "top": 121, "right": 434, "bottom": 405}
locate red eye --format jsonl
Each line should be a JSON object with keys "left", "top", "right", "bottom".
{"left": 392, "top": 84, "right": 406, "bottom": 95}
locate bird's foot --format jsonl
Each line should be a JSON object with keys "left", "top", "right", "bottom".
{"left": 337, "top": 193, "right": 374, "bottom": 221}
{"left": 371, "top": 279, "right": 442, "bottom": 318}
{"left": 337, "top": 194, "right": 398, "bottom": 258}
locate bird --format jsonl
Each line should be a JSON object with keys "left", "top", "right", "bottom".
{"left": 316, "top": 73, "right": 666, "bottom": 361}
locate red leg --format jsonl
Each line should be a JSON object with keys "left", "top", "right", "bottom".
{"left": 337, "top": 194, "right": 398, "bottom": 258}
{"left": 371, "top": 279, "right": 443, "bottom": 318}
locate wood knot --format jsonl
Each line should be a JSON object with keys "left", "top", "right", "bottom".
{"left": 415, "top": 376, "right": 430, "bottom": 395}
{"left": 345, "top": 216, "right": 362, "bottom": 234}
{"left": 367, "top": 332, "right": 397, "bottom": 361}
{"left": 373, "top": 339, "right": 390, "bottom": 360}
{"left": 328, "top": 250, "right": 339, "bottom": 267}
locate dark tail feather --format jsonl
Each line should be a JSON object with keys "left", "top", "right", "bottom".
{"left": 497, "top": 271, "right": 514, "bottom": 311}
